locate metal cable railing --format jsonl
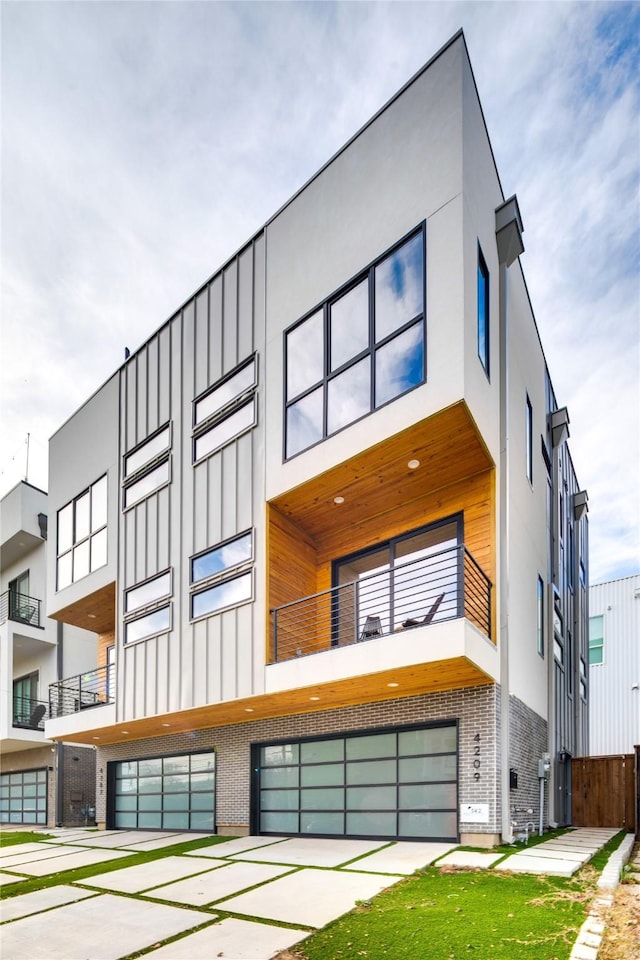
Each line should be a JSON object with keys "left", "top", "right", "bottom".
{"left": 271, "top": 543, "right": 492, "bottom": 663}
{"left": 12, "top": 696, "right": 49, "bottom": 730}
{"left": 0, "top": 591, "right": 42, "bottom": 627}
{"left": 49, "top": 665, "right": 115, "bottom": 719}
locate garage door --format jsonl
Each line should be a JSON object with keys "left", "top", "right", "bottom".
{"left": 253, "top": 722, "right": 458, "bottom": 841}
{"left": 108, "top": 751, "right": 216, "bottom": 831}
{"left": 0, "top": 769, "right": 47, "bottom": 825}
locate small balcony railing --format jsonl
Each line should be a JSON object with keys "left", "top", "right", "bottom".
{"left": 271, "top": 543, "right": 492, "bottom": 664}
{"left": 12, "top": 696, "right": 50, "bottom": 731}
{"left": 49, "top": 665, "right": 115, "bottom": 719}
{"left": 0, "top": 591, "right": 42, "bottom": 628}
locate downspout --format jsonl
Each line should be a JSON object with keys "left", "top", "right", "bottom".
{"left": 55, "top": 621, "right": 64, "bottom": 826}
{"left": 495, "top": 196, "right": 524, "bottom": 844}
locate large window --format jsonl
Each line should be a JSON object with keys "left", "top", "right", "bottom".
{"left": 109, "top": 752, "right": 215, "bottom": 831}
{"left": 193, "top": 357, "right": 257, "bottom": 464}
{"left": 190, "top": 530, "right": 253, "bottom": 621}
{"left": 477, "top": 246, "right": 489, "bottom": 376}
{"left": 285, "top": 228, "right": 425, "bottom": 459}
{"left": 57, "top": 475, "right": 107, "bottom": 589}
{"left": 588, "top": 615, "right": 604, "bottom": 665}
{"left": 123, "top": 424, "right": 171, "bottom": 510}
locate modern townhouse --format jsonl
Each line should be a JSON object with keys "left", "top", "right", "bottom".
{"left": 1, "top": 481, "right": 97, "bottom": 827}
{"left": 44, "top": 31, "right": 588, "bottom": 846}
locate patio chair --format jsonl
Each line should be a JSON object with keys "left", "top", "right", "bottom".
{"left": 402, "top": 592, "right": 446, "bottom": 629}
{"left": 27, "top": 703, "right": 46, "bottom": 729}
{"left": 359, "top": 614, "right": 383, "bottom": 641}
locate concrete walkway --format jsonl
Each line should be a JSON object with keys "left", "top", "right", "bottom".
{"left": 0, "top": 827, "right": 627, "bottom": 959}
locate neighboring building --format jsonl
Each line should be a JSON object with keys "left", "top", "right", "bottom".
{"left": 0, "top": 481, "right": 97, "bottom": 827}
{"left": 44, "top": 31, "right": 589, "bottom": 845}
{"left": 588, "top": 574, "right": 640, "bottom": 756}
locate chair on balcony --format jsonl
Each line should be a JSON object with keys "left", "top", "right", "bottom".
{"left": 359, "top": 615, "right": 383, "bottom": 641}
{"left": 27, "top": 703, "right": 46, "bottom": 730}
{"left": 402, "top": 592, "right": 446, "bottom": 629}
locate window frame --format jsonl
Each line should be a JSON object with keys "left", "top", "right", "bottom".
{"left": 56, "top": 475, "right": 108, "bottom": 590}
{"left": 588, "top": 614, "right": 604, "bottom": 665}
{"left": 124, "top": 603, "right": 172, "bottom": 646}
{"left": 124, "top": 569, "right": 173, "bottom": 616}
{"left": 536, "top": 575, "right": 544, "bottom": 658}
{"left": 477, "top": 244, "right": 490, "bottom": 378}
{"left": 189, "top": 530, "right": 254, "bottom": 622}
{"left": 192, "top": 356, "right": 258, "bottom": 465}
{"left": 525, "top": 393, "right": 533, "bottom": 484}
{"left": 122, "top": 423, "right": 172, "bottom": 511}
{"left": 283, "top": 224, "right": 426, "bottom": 460}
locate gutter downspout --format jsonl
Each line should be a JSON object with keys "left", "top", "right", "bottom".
{"left": 495, "top": 196, "right": 524, "bottom": 845}
{"left": 55, "top": 621, "right": 64, "bottom": 826}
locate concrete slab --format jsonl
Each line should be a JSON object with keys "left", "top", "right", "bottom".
{"left": 0, "top": 885, "right": 96, "bottom": 923}
{"left": 149, "top": 861, "right": 294, "bottom": 905}
{"left": 218, "top": 866, "right": 401, "bottom": 927}
{"left": 0, "top": 845, "right": 74, "bottom": 867}
{"left": 81, "top": 855, "right": 223, "bottom": 893}
{"left": 230, "top": 837, "right": 387, "bottom": 868}
{"left": 13, "top": 848, "right": 131, "bottom": 876}
{"left": 516, "top": 846, "right": 590, "bottom": 863}
{"left": 42, "top": 831, "right": 103, "bottom": 843}
{"left": 121, "top": 833, "right": 208, "bottom": 852}
{"left": 206, "top": 836, "right": 287, "bottom": 857}
{"left": 0, "top": 872, "right": 26, "bottom": 887}
{"left": 0, "top": 892, "right": 206, "bottom": 960}
{"left": 343, "top": 841, "right": 458, "bottom": 874}
{"left": 61, "top": 831, "right": 148, "bottom": 847}
{"left": 437, "top": 850, "right": 503, "bottom": 869}
{"left": 0, "top": 842, "right": 52, "bottom": 856}
{"left": 144, "top": 917, "right": 308, "bottom": 960}
{"left": 497, "top": 854, "right": 580, "bottom": 877}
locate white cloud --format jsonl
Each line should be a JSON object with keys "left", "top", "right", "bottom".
{"left": 1, "top": 0, "right": 638, "bottom": 581}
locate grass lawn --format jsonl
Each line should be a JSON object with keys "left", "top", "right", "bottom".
{"left": 0, "top": 830, "right": 55, "bottom": 847}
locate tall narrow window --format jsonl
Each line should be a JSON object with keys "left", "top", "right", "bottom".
{"left": 536, "top": 576, "right": 544, "bottom": 657}
{"left": 525, "top": 394, "right": 533, "bottom": 484}
{"left": 477, "top": 246, "right": 489, "bottom": 376}
{"left": 588, "top": 615, "right": 604, "bottom": 665}
{"left": 56, "top": 475, "right": 108, "bottom": 589}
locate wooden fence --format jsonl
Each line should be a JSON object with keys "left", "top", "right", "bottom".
{"left": 571, "top": 754, "right": 636, "bottom": 832}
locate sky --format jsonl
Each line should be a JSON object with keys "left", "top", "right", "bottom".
{"left": 1, "top": 0, "right": 638, "bottom": 585}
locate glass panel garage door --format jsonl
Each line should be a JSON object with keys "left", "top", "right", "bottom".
{"left": 255, "top": 723, "right": 457, "bottom": 841}
{"left": 111, "top": 752, "right": 215, "bottom": 831}
{"left": 0, "top": 769, "right": 47, "bottom": 824}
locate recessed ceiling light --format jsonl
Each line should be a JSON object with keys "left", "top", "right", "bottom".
{"left": 92, "top": 736, "right": 100, "bottom": 740}
{"left": 161, "top": 723, "right": 171, "bottom": 727}
{"left": 121, "top": 730, "right": 129, "bottom": 735}
{"left": 87, "top": 613, "right": 97, "bottom": 619}
{"left": 387, "top": 682, "right": 400, "bottom": 688}
{"left": 334, "top": 496, "right": 345, "bottom": 505}
{"left": 244, "top": 708, "right": 254, "bottom": 713}
{"left": 408, "top": 459, "right": 420, "bottom": 470}
{"left": 309, "top": 696, "right": 320, "bottom": 701}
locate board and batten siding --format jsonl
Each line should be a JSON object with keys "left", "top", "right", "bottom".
{"left": 117, "top": 234, "right": 266, "bottom": 722}
{"left": 589, "top": 575, "right": 640, "bottom": 756}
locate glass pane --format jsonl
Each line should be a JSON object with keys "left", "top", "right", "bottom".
{"left": 23, "top": 812, "right": 37, "bottom": 823}
{"left": 191, "top": 754, "right": 216, "bottom": 773}
{"left": 194, "top": 400, "right": 254, "bottom": 462}
{"left": 301, "top": 812, "right": 344, "bottom": 835}
{"left": 22, "top": 771, "right": 37, "bottom": 784}
{"left": 139, "top": 794, "right": 162, "bottom": 811}
{"left": 286, "top": 387, "right": 323, "bottom": 458}
{"left": 164, "top": 774, "right": 189, "bottom": 793}
{"left": 139, "top": 759, "right": 162, "bottom": 776}
{"left": 115, "top": 812, "right": 137, "bottom": 828}
{"left": 399, "top": 755, "right": 457, "bottom": 783}
{"left": 327, "top": 357, "right": 370, "bottom": 435}
{"left": 346, "top": 759, "right": 396, "bottom": 785}
{"left": 73, "top": 540, "right": 90, "bottom": 581}
{"left": 398, "top": 726, "right": 457, "bottom": 757}
{"left": 191, "top": 792, "right": 215, "bottom": 811}
{"left": 124, "top": 427, "right": 170, "bottom": 478}
{"left": 117, "top": 761, "right": 138, "bottom": 777}
{"left": 262, "top": 744, "right": 299, "bottom": 766}
{"left": 192, "top": 533, "right": 252, "bottom": 585}
{"left": 57, "top": 503, "right": 73, "bottom": 554}
{"left": 261, "top": 767, "right": 299, "bottom": 789}
{"left": 163, "top": 755, "right": 189, "bottom": 775}
{"left": 23, "top": 784, "right": 37, "bottom": 798}
{"left": 375, "top": 232, "right": 423, "bottom": 340}
{"left": 116, "top": 779, "right": 139, "bottom": 797}
{"left": 301, "top": 764, "right": 344, "bottom": 788}
{"left": 261, "top": 811, "right": 298, "bottom": 832}
{"left": 195, "top": 359, "right": 256, "bottom": 426}
{"left": 399, "top": 810, "right": 457, "bottom": 838}
{"left": 346, "top": 812, "right": 396, "bottom": 836}
{"left": 190, "top": 811, "right": 214, "bottom": 830}
{"left": 90, "top": 529, "right": 107, "bottom": 572}
{"left": 124, "top": 459, "right": 170, "bottom": 508}
{"left": 301, "top": 788, "right": 344, "bottom": 810}
{"left": 115, "top": 796, "right": 137, "bottom": 812}
{"left": 139, "top": 812, "right": 162, "bottom": 828}
{"left": 260, "top": 789, "right": 299, "bottom": 811}
{"left": 163, "top": 793, "right": 189, "bottom": 811}
{"left": 91, "top": 474, "right": 108, "bottom": 531}
{"left": 347, "top": 786, "right": 396, "bottom": 810}
{"left": 346, "top": 733, "right": 396, "bottom": 761}
{"left": 399, "top": 783, "right": 456, "bottom": 809}
{"left": 126, "top": 572, "right": 172, "bottom": 614}
{"left": 138, "top": 776, "right": 162, "bottom": 794}
{"left": 36, "top": 783, "right": 46, "bottom": 797}
{"left": 191, "top": 772, "right": 215, "bottom": 791}
{"left": 57, "top": 552, "right": 72, "bottom": 590}
{"left": 300, "top": 739, "right": 344, "bottom": 764}
{"left": 162, "top": 812, "right": 188, "bottom": 829}
{"left": 330, "top": 278, "right": 368, "bottom": 371}
{"left": 477, "top": 256, "right": 489, "bottom": 371}
{"left": 125, "top": 606, "right": 171, "bottom": 644}
{"left": 75, "top": 491, "right": 90, "bottom": 542}
{"left": 375, "top": 322, "right": 423, "bottom": 408}
{"left": 191, "top": 573, "right": 251, "bottom": 619}
{"left": 286, "top": 310, "right": 324, "bottom": 400}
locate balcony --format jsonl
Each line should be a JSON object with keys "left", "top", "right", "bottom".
{"left": 12, "top": 696, "right": 50, "bottom": 731}
{"left": 271, "top": 544, "right": 491, "bottom": 664}
{"left": 49, "top": 665, "right": 115, "bottom": 719}
{"left": 0, "top": 591, "right": 42, "bottom": 628}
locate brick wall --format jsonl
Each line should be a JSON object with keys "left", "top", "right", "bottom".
{"left": 508, "top": 693, "right": 548, "bottom": 836}
{"left": 97, "top": 684, "right": 503, "bottom": 835}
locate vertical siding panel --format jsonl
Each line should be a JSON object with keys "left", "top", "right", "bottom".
{"left": 207, "top": 617, "right": 222, "bottom": 703}
{"left": 125, "top": 361, "right": 137, "bottom": 450}
{"left": 223, "top": 261, "right": 238, "bottom": 373}
{"left": 220, "top": 608, "right": 237, "bottom": 700}
{"left": 253, "top": 234, "right": 265, "bottom": 337}
{"left": 221, "top": 444, "right": 237, "bottom": 541}
{"left": 146, "top": 495, "right": 158, "bottom": 576}
{"left": 157, "top": 486, "right": 171, "bottom": 572}
{"left": 155, "top": 634, "right": 168, "bottom": 716}
{"left": 136, "top": 348, "right": 148, "bottom": 440}
{"left": 209, "top": 277, "right": 223, "bottom": 385}
{"left": 195, "top": 289, "right": 209, "bottom": 397}
{"left": 236, "top": 432, "right": 253, "bottom": 533}
{"left": 134, "top": 501, "right": 147, "bottom": 584}
{"left": 236, "top": 603, "right": 253, "bottom": 698}
{"left": 146, "top": 336, "right": 159, "bottom": 435}
{"left": 238, "top": 246, "right": 254, "bottom": 358}
{"left": 192, "top": 620, "right": 207, "bottom": 705}
{"left": 123, "top": 646, "right": 136, "bottom": 719}
{"left": 207, "top": 454, "right": 223, "bottom": 548}
{"left": 144, "top": 638, "right": 157, "bottom": 718}
{"left": 192, "top": 462, "right": 208, "bottom": 555}
{"left": 124, "top": 508, "right": 136, "bottom": 590}
{"left": 158, "top": 323, "right": 172, "bottom": 427}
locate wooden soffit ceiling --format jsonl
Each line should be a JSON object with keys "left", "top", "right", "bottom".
{"left": 50, "top": 581, "right": 115, "bottom": 635}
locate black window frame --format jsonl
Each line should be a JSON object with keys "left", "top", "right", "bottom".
{"left": 122, "top": 423, "right": 172, "bottom": 512}
{"left": 56, "top": 474, "right": 108, "bottom": 589}
{"left": 525, "top": 393, "right": 533, "bottom": 484}
{"left": 536, "top": 575, "right": 544, "bottom": 658}
{"left": 477, "top": 244, "right": 490, "bottom": 378}
{"left": 189, "top": 529, "right": 254, "bottom": 623}
{"left": 192, "top": 355, "right": 258, "bottom": 465}
{"left": 283, "top": 224, "right": 427, "bottom": 461}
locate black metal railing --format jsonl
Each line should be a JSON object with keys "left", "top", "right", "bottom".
{"left": 0, "top": 591, "right": 42, "bottom": 628}
{"left": 12, "top": 696, "right": 49, "bottom": 730}
{"left": 49, "top": 665, "right": 115, "bottom": 719}
{"left": 271, "top": 543, "right": 492, "bottom": 663}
